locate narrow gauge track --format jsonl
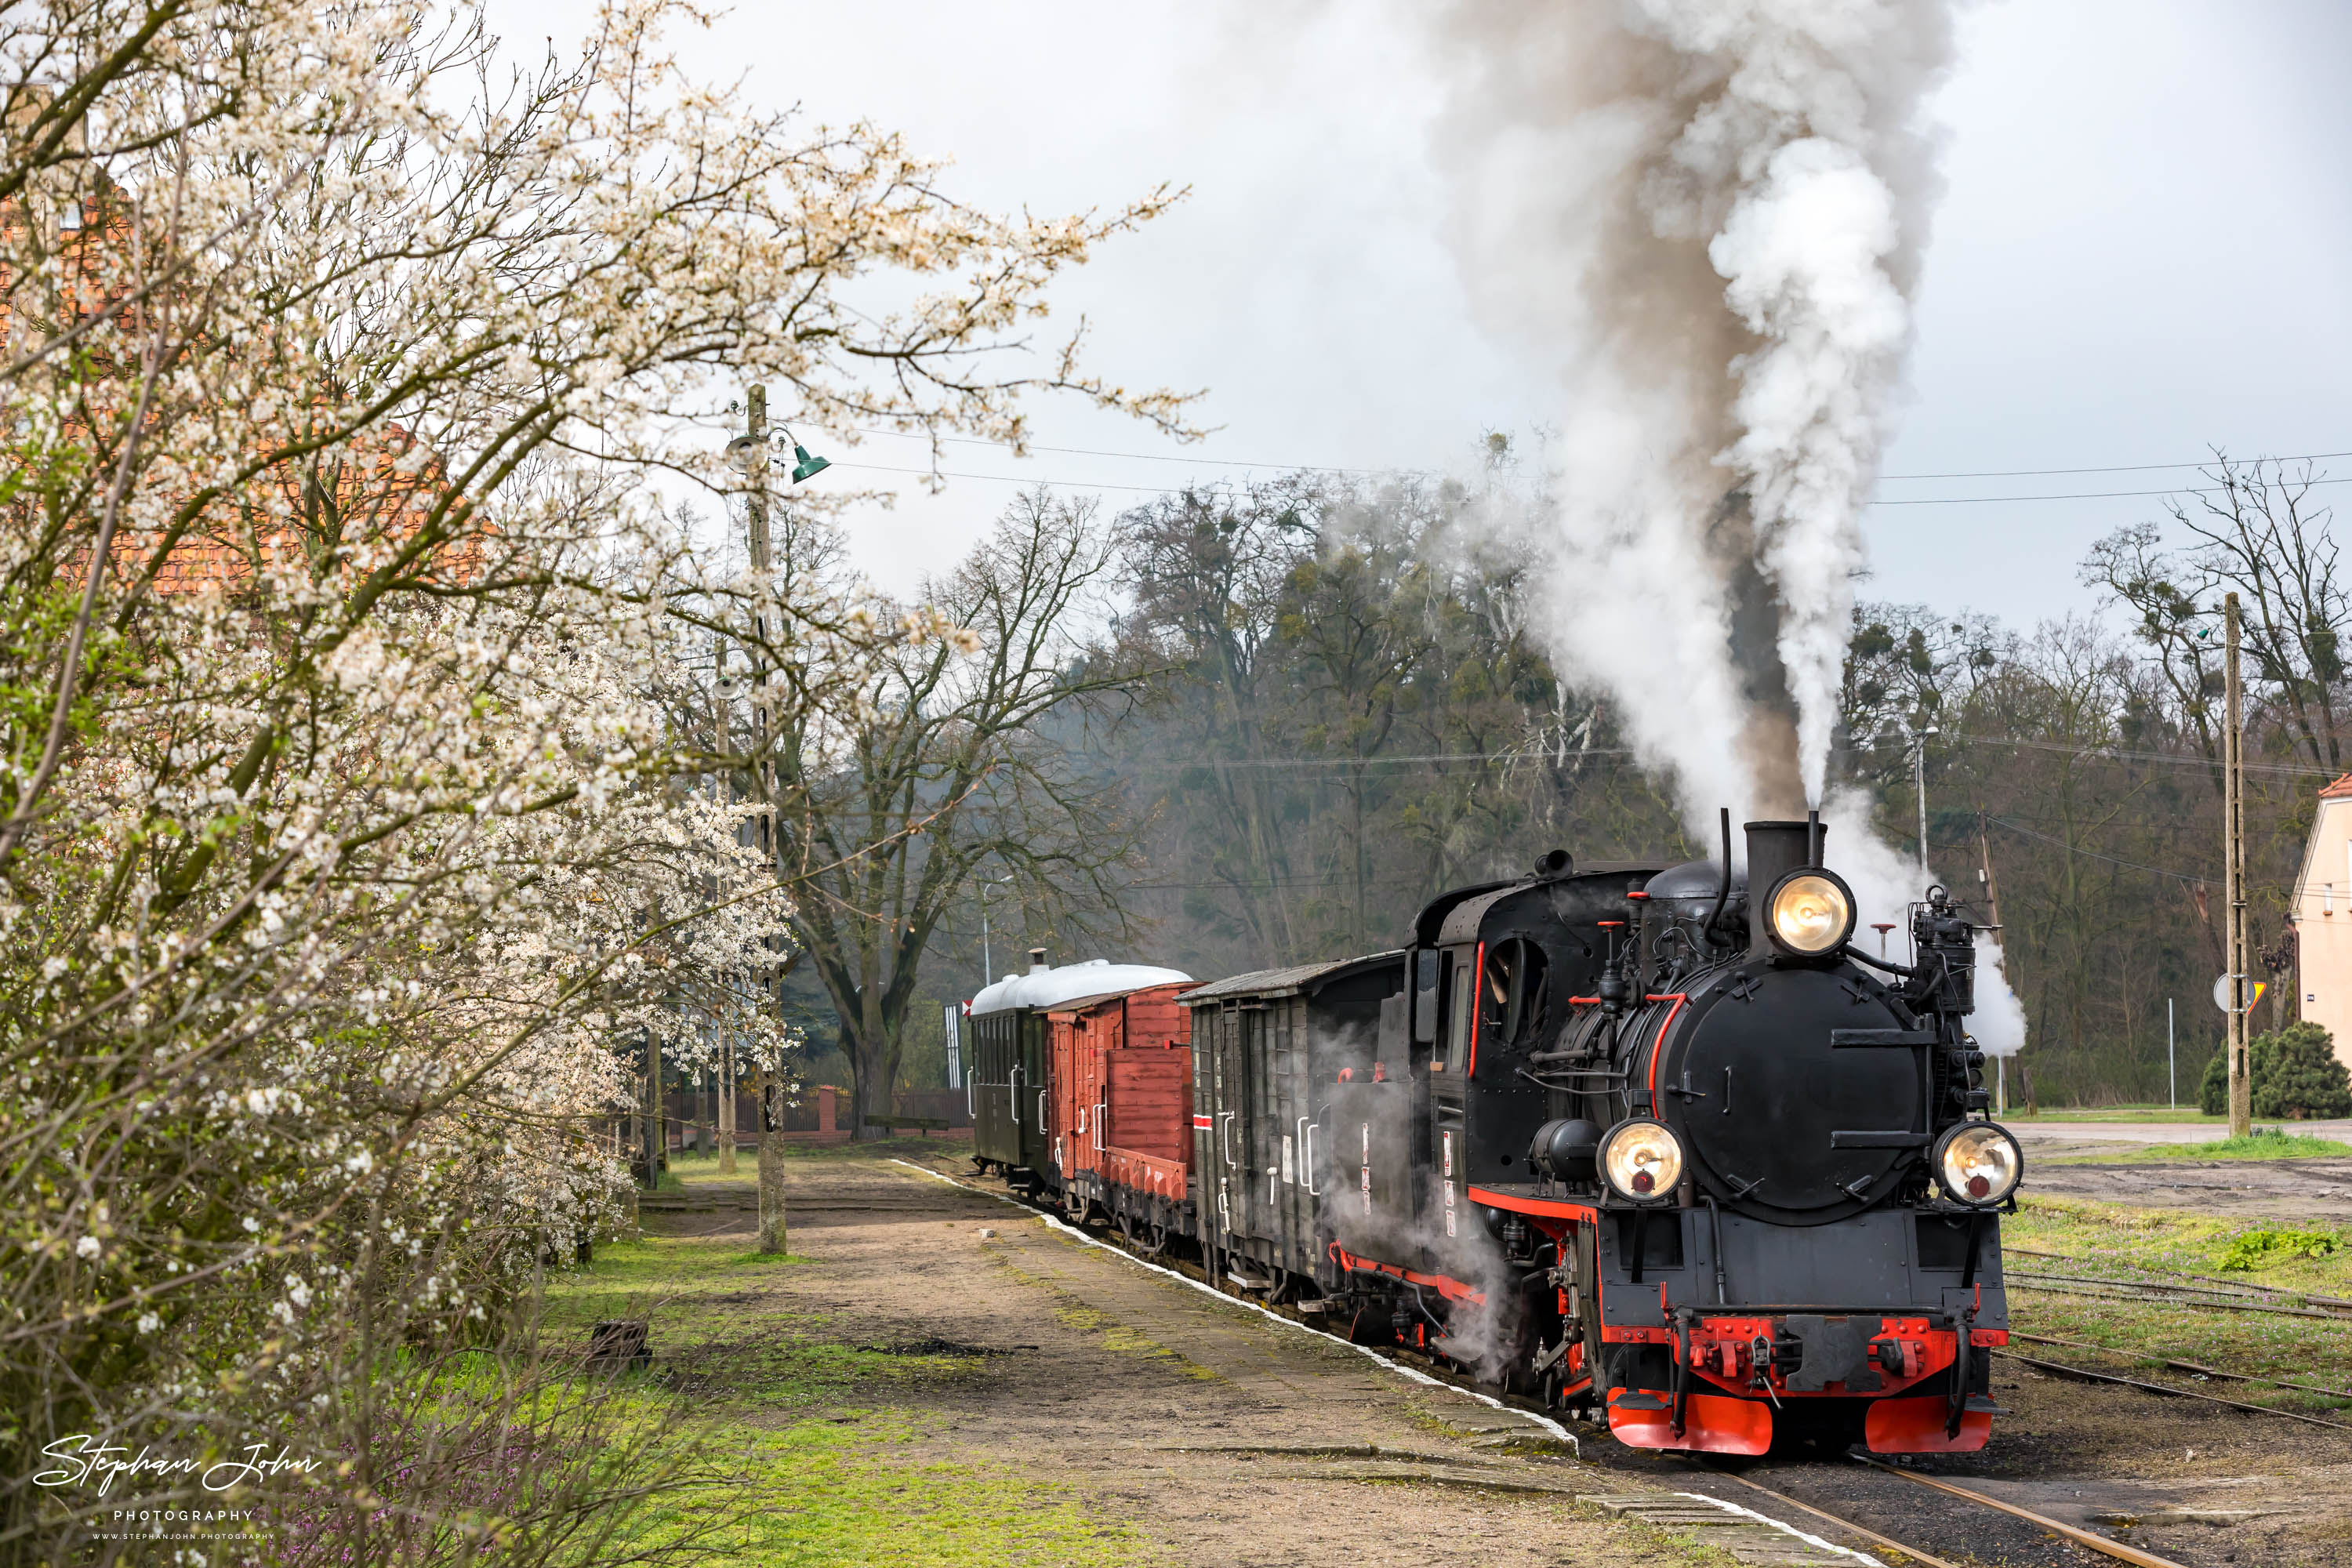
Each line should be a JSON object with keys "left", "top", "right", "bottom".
{"left": 928, "top": 1160, "right": 2177, "bottom": 1568}
{"left": 2005, "top": 1270, "right": 2352, "bottom": 1320}
{"left": 2015, "top": 1328, "right": 2352, "bottom": 1400}
{"left": 1995, "top": 1344, "right": 2352, "bottom": 1433}
{"left": 2004, "top": 1246, "right": 2352, "bottom": 1316}
{"left": 1846, "top": 1457, "right": 2187, "bottom": 1568}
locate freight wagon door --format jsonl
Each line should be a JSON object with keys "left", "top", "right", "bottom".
{"left": 1048, "top": 1012, "right": 1078, "bottom": 1185}
{"left": 970, "top": 1011, "right": 1018, "bottom": 1168}
{"left": 1269, "top": 996, "right": 1316, "bottom": 1277}
{"left": 1202, "top": 1004, "right": 1257, "bottom": 1263}
{"left": 1019, "top": 1011, "right": 1051, "bottom": 1174}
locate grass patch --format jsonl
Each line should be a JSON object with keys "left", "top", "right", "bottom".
{"left": 2045, "top": 1127, "right": 2352, "bottom": 1163}
{"left": 2002, "top": 1194, "right": 2352, "bottom": 1411}
{"left": 2017, "top": 1105, "right": 2227, "bottom": 1123}
{"left": 650, "top": 1418, "right": 1138, "bottom": 1566}
{"left": 656, "top": 1143, "right": 969, "bottom": 1184}
{"left": 539, "top": 1230, "right": 1138, "bottom": 1563}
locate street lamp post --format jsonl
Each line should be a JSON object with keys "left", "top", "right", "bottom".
{"left": 978, "top": 875, "right": 1013, "bottom": 986}
{"left": 1911, "top": 724, "right": 1941, "bottom": 882}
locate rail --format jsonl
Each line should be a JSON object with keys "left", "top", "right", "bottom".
{"left": 1850, "top": 1454, "right": 2187, "bottom": 1568}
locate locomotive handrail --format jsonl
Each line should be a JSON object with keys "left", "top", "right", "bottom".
{"left": 1847, "top": 946, "right": 1919, "bottom": 978}
{"left": 1219, "top": 1109, "right": 1237, "bottom": 1167}
{"left": 1300, "top": 1117, "right": 1321, "bottom": 1196}
{"left": 1009, "top": 1065, "right": 1022, "bottom": 1128}
{"left": 1642, "top": 993, "right": 1689, "bottom": 1104}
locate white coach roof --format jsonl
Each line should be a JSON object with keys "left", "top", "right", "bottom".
{"left": 967, "top": 958, "right": 1194, "bottom": 1017}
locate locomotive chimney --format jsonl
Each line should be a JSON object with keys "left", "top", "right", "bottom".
{"left": 1745, "top": 819, "right": 1823, "bottom": 953}
{"left": 1027, "top": 946, "right": 1048, "bottom": 974}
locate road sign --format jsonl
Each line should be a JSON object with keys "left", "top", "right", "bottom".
{"left": 2212, "top": 975, "right": 2267, "bottom": 1014}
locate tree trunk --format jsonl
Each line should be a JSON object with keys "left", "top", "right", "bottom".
{"left": 618, "top": 1115, "right": 640, "bottom": 1236}
{"left": 757, "top": 1073, "right": 787, "bottom": 1254}
{"left": 638, "top": 1033, "right": 663, "bottom": 1189}
{"left": 718, "top": 1029, "right": 739, "bottom": 1174}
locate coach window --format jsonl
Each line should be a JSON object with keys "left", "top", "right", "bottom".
{"left": 1444, "top": 954, "right": 1472, "bottom": 1073}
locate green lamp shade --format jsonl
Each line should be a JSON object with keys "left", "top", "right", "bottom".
{"left": 790, "top": 445, "right": 830, "bottom": 484}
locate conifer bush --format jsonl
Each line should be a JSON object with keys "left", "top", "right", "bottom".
{"left": 2198, "top": 1022, "right": 2352, "bottom": 1120}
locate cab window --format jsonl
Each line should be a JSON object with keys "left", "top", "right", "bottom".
{"left": 1486, "top": 936, "right": 1550, "bottom": 1048}
{"left": 1444, "top": 956, "right": 1472, "bottom": 1073}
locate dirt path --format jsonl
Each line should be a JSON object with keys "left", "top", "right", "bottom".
{"left": 2024, "top": 1156, "right": 2352, "bottom": 1220}
{"left": 639, "top": 1154, "right": 1846, "bottom": 1566}
{"left": 633, "top": 1152, "right": 2352, "bottom": 1565}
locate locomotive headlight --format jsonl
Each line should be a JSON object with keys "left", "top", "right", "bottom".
{"left": 1766, "top": 869, "right": 1856, "bottom": 956}
{"left": 1599, "top": 1119, "right": 1683, "bottom": 1204}
{"left": 1933, "top": 1122, "right": 2024, "bottom": 1206}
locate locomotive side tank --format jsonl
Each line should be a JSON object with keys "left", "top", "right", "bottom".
{"left": 1319, "top": 857, "right": 1661, "bottom": 1374}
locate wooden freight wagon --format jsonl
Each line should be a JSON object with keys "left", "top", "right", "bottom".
{"left": 1181, "top": 953, "right": 1403, "bottom": 1301}
{"left": 963, "top": 954, "right": 1191, "bottom": 1196}
{"left": 1045, "top": 982, "right": 1194, "bottom": 1247}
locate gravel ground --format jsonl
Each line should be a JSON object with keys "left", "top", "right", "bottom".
{"left": 2020, "top": 1156, "right": 2352, "bottom": 1221}
{"left": 643, "top": 1155, "right": 1715, "bottom": 1568}
{"left": 645, "top": 1151, "right": 2352, "bottom": 1566}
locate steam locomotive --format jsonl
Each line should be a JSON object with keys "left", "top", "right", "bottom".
{"left": 959, "top": 817, "right": 2020, "bottom": 1455}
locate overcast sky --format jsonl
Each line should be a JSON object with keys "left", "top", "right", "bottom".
{"left": 497, "top": 1, "right": 2352, "bottom": 632}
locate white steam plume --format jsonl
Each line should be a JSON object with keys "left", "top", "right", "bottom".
{"left": 1406, "top": 2, "right": 2026, "bottom": 1042}
{"left": 1420, "top": 0, "right": 1955, "bottom": 821}
{"left": 1823, "top": 789, "right": 2025, "bottom": 1058}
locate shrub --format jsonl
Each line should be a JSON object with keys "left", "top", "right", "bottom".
{"left": 2218, "top": 1226, "right": 2339, "bottom": 1272}
{"left": 2252, "top": 1022, "right": 2352, "bottom": 1120}
{"left": 2196, "top": 1022, "right": 2352, "bottom": 1119}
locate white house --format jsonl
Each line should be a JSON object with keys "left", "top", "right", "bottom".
{"left": 2288, "top": 772, "right": 2352, "bottom": 1073}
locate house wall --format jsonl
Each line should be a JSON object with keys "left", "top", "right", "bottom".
{"left": 2291, "top": 793, "right": 2352, "bottom": 1073}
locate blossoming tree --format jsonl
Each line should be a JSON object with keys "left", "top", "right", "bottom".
{"left": 0, "top": 0, "right": 1189, "bottom": 1555}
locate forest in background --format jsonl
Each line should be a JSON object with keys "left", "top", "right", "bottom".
{"left": 822, "top": 450, "right": 2339, "bottom": 1109}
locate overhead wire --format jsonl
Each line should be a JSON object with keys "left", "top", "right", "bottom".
{"left": 1094, "top": 733, "right": 2332, "bottom": 776}
{"left": 808, "top": 422, "right": 2352, "bottom": 503}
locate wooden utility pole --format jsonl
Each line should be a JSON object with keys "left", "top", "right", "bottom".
{"left": 745, "top": 385, "right": 789, "bottom": 1255}
{"left": 1975, "top": 811, "right": 2020, "bottom": 1116}
{"left": 714, "top": 633, "right": 739, "bottom": 1175}
{"left": 2225, "top": 592, "right": 2252, "bottom": 1138}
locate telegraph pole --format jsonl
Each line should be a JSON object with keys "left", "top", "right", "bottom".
{"left": 2225, "top": 593, "right": 2251, "bottom": 1138}
{"left": 714, "top": 633, "right": 739, "bottom": 1174}
{"left": 742, "top": 385, "right": 789, "bottom": 1255}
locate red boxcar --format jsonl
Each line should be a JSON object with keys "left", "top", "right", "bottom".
{"left": 1047, "top": 982, "right": 1194, "bottom": 1248}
